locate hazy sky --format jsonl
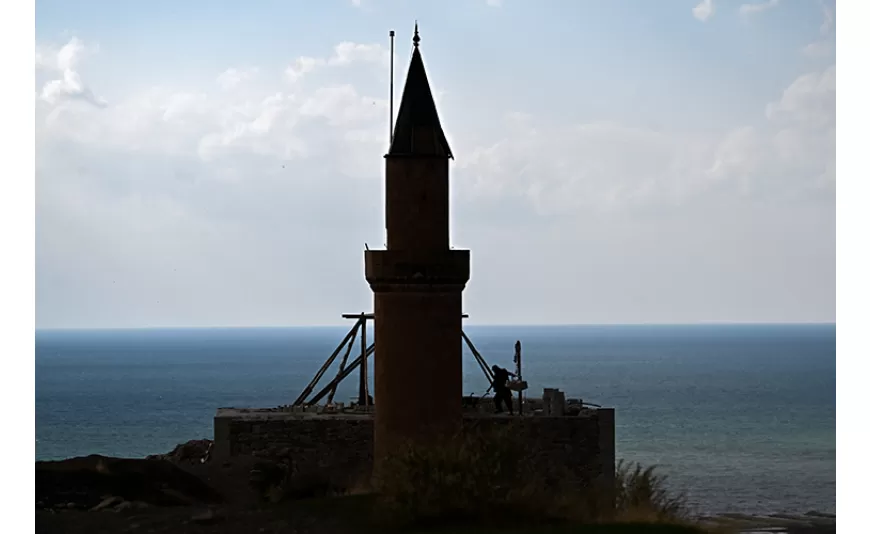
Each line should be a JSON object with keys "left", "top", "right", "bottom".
{"left": 35, "top": 0, "right": 836, "bottom": 329}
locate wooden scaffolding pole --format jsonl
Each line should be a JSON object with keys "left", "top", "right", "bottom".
{"left": 307, "top": 342, "right": 375, "bottom": 406}
{"left": 358, "top": 313, "right": 369, "bottom": 406}
{"left": 293, "top": 319, "right": 361, "bottom": 406}
{"left": 326, "top": 324, "right": 360, "bottom": 405}
{"left": 294, "top": 313, "right": 501, "bottom": 409}
{"left": 462, "top": 331, "right": 495, "bottom": 384}
{"left": 514, "top": 340, "right": 523, "bottom": 415}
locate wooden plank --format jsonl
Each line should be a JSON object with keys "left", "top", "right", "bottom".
{"left": 341, "top": 313, "right": 469, "bottom": 319}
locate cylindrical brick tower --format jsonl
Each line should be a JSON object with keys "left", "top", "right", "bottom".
{"left": 364, "top": 25, "right": 470, "bottom": 467}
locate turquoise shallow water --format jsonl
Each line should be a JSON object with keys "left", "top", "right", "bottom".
{"left": 35, "top": 324, "right": 835, "bottom": 516}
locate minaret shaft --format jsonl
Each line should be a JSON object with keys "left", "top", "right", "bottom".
{"left": 385, "top": 157, "right": 449, "bottom": 251}
{"left": 365, "top": 25, "right": 470, "bottom": 468}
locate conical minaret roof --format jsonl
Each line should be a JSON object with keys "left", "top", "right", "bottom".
{"left": 388, "top": 24, "right": 453, "bottom": 159}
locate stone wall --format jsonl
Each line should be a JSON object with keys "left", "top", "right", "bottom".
{"left": 465, "top": 411, "right": 615, "bottom": 491}
{"left": 214, "top": 408, "right": 615, "bottom": 491}
{"left": 214, "top": 411, "right": 374, "bottom": 488}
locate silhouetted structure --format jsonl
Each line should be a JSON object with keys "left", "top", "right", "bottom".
{"left": 211, "top": 25, "right": 615, "bottom": 501}
{"left": 365, "top": 24, "right": 470, "bottom": 465}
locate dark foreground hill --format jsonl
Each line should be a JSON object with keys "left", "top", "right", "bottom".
{"left": 35, "top": 440, "right": 835, "bottom": 534}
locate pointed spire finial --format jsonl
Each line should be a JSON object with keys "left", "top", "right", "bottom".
{"left": 388, "top": 24, "right": 453, "bottom": 159}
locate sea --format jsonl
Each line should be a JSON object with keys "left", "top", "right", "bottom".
{"left": 35, "top": 323, "right": 835, "bottom": 517}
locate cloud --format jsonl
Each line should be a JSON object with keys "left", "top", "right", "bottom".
{"left": 35, "top": 37, "right": 107, "bottom": 108}
{"left": 36, "top": 39, "right": 834, "bottom": 221}
{"left": 285, "top": 56, "right": 323, "bottom": 84}
{"left": 765, "top": 65, "right": 835, "bottom": 126}
{"left": 36, "top": 38, "right": 401, "bottom": 327}
{"left": 819, "top": 1, "right": 834, "bottom": 34}
{"left": 35, "top": 35, "right": 835, "bottom": 327}
{"left": 704, "top": 66, "right": 834, "bottom": 194}
{"left": 36, "top": 37, "right": 393, "bottom": 199}
{"left": 486, "top": 0, "right": 503, "bottom": 7}
{"left": 803, "top": 40, "right": 833, "bottom": 58}
{"left": 739, "top": 0, "right": 781, "bottom": 16}
{"left": 351, "top": 0, "right": 362, "bottom": 6}
{"left": 284, "top": 42, "right": 389, "bottom": 84}
{"left": 803, "top": 1, "right": 835, "bottom": 57}
{"left": 328, "top": 42, "right": 389, "bottom": 67}
{"left": 693, "top": 0, "right": 715, "bottom": 21}
{"left": 216, "top": 67, "right": 259, "bottom": 90}
{"left": 457, "top": 122, "right": 711, "bottom": 215}
{"left": 459, "top": 65, "right": 834, "bottom": 216}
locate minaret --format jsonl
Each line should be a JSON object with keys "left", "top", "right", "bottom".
{"left": 365, "top": 24, "right": 470, "bottom": 465}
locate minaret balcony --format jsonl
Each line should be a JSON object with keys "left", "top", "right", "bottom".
{"left": 365, "top": 249, "right": 470, "bottom": 290}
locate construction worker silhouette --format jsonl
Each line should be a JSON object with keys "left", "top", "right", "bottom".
{"left": 490, "top": 365, "right": 517, "bottom": 415}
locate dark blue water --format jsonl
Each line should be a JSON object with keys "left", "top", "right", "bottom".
{"left": 35, "top": 324, "right": 835, "bottom": 516}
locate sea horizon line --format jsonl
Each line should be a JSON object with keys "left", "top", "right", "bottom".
{"left": 35, "top": 321, "right": 836, "bottom": 333}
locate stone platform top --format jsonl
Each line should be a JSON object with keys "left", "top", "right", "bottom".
{"left": 215, "top": 404, "right": 609, "bottom": 421}
{"left": 216, "top": 388, "right": 608, "bottom": 421}
{"left": 215, "top": 407, "right": 373, "bottom": 421}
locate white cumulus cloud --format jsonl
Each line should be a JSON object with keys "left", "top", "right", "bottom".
{"left": 284, "top": 42, "right": 388, "bottom": 84}
{"left": 693, "top": 0, "right": 715, "bottom": 22}
{"left": 216, "top": 67, "right": 259, "bottom": 90}
{"left": 461, "top": 64, "right": 834, "bottom": 215}
{"left": 803, "top": 1, "right": 835, "bottom": 57}
{"left": 34, "top": 34, "right": 835, "bottom": 328}
{"left": 36, "top": 37, "right": 107, "bottom": 108}
{"left": 739, "top": 0, "right": 781, "bottom": 16}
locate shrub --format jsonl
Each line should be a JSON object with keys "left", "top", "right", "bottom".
{"left": 612, "top": 460, "right": 688, "bottom": 522}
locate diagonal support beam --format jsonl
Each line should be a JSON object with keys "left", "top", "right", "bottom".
{"left": 327, "top": 324, "right": 359, "bottom": 405}
{"left": 293, "top": 319, "right": 362, "bottom": 406}
{"left": 307, "top": 342, "right": 375, "bottom": 407}
{"left": 462, "top": 330, "right": 495, "bottom": 384}
{"left": 296, "top": 316, "right": 495, "bottom": 408}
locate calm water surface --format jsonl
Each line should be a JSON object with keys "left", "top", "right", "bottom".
{"left": 35, "top": 324, "right": 835, "bottom": 516}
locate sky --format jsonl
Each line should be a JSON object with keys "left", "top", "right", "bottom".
{"left": 34, "top": 0, "right": 836, "bottom": 329}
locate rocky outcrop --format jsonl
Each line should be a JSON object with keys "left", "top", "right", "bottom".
{"left": 35, "top": 454, "right": 223, "bottom": 510}
{"left": 146, "top": 439, "right": 213, "bottom": 464}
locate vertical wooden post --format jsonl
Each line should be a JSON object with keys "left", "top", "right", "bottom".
{"left": 515, "top": 340, "right": 523, "bottom": 415}
{"left": 359, "top": 313, "right": 369, "bottom": 406}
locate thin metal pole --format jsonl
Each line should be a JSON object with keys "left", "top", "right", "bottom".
{"left": 389, "top": 30, "right": 395, "bottom": 145}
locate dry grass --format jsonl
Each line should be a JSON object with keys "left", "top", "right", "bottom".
{"left": 611, "top": 460, "right": 688, "bottom": 522}
{"left": 369, "top": 426, "right": 693, "bottom": 530}
{"left": 372, "top": 425, "right": 547, "bottom": 526}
